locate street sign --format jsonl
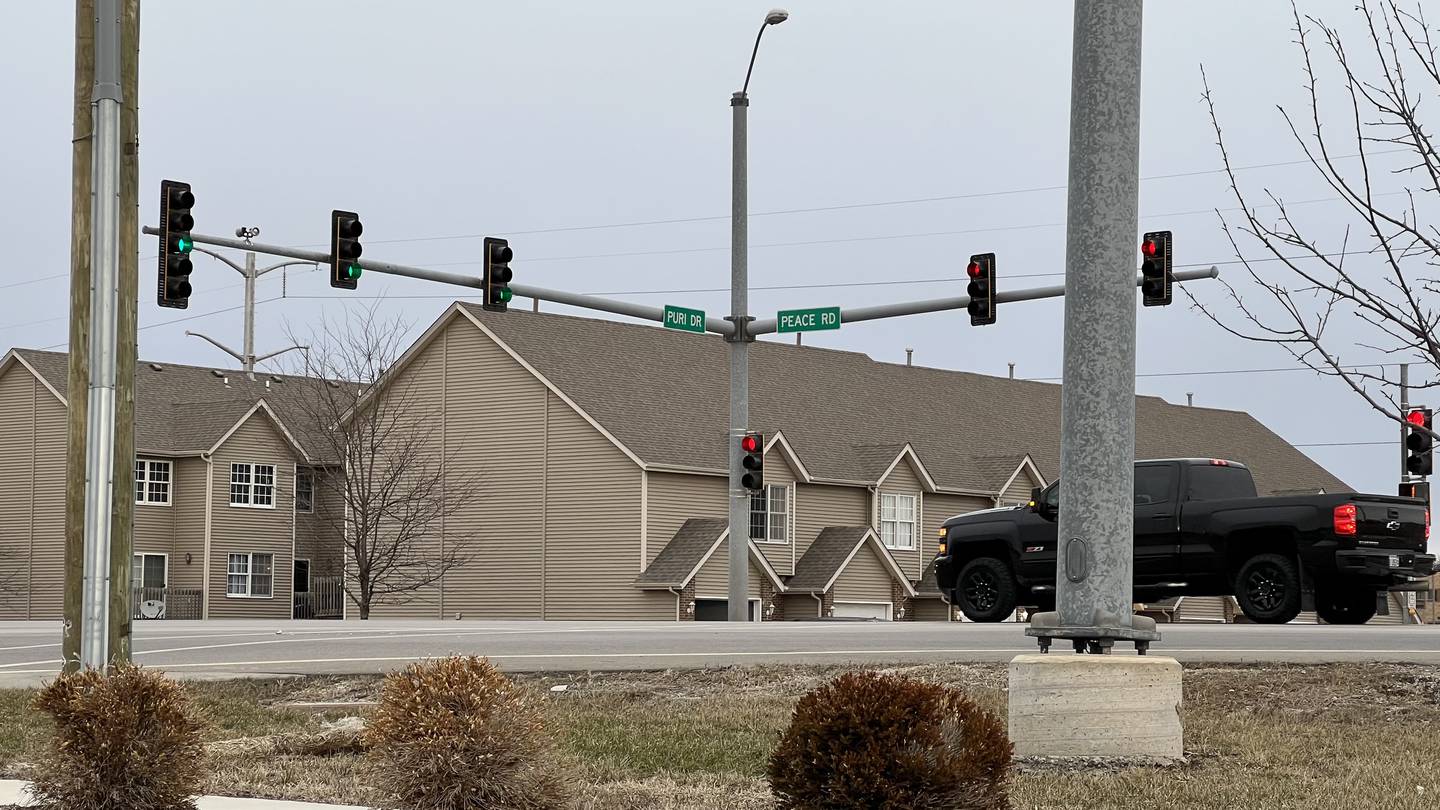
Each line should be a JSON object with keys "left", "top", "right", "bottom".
{"left": 776, "top": 306, "right": 841, "bottom": 333}
{"left": 663, "top": 304, "right": 706, "bottom": 333}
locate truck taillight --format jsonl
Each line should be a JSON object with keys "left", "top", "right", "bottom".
{"left": 1334, "top": 504, "right": 1358, "bottom": 536}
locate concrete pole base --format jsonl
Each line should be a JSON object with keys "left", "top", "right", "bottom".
{"left": 1008, "top": 654, "right": 1183, "bottom": 760}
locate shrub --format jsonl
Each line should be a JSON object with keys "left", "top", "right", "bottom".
{"left": 365, "top": 656, "right": 570, "bottom": 810}
{"left": 30, "top": 663, "right": 206, "bottom": 810}
{"left": 767, "top": 670, "right": 1012, "bottom": 810}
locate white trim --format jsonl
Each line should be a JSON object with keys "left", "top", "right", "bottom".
{"left": 821, "top": 528, "right": 918, "bottom": 597}
{"left": 134, "top": 457, "right": 173, "bottom": 506}
{"left": 995, "top": 454, "right": 1046, "bottom": 502}
{"left": 290, "top": 461, "right": 300, "bottom": 620}
{"left": 202, "top": 453, "right": 213, "bottom": 619}
{"left": 680, "top": 529, "right": 731, "bottom": 589}
{"left": 207, "top": 400, "right": 313, "bottom": 464}
{"left": 831, "top": 600, "right": 894, "bottom": 621}
{"left": 228, "top": 462, "right": 278, "bottom": 509}
{"left": 763, "top": 432, "right": 813, "bottom": 483}
{"left": 294, "top": 467, "right": 315, "bottom": 514}
{"left": 745, "top": 537, "right": 788, "bottom": 592}
{"left": 875, "top": 444, "right": 939, "bottom": 492}
{"left": 639, "top": 470, "right": 649, "bottom": 572}
{"left": 749, "top": 483, "right": 791, "bottom": 545}
{"left": 677, "top": 528, "right": 789, "bottom": 593}
{"left": 224, "top": 551, "right": 276, "bottom": 599}
{"left": 457, "top": 306, "right": 647, "bottom": 468}
{"left": 292, "top": 557, "right": 311, "bottom": 593}
{"left": 130, "top": 552, "right": 169, "bottom": 589}
{"left": 878, "top": 492, "right": 919, "bottom": 552}
{"left": 2, "top": 351, "right": 67, "bottom": 405}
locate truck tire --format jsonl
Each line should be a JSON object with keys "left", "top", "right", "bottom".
{"left": 955, "top": 557, "right": 1018, "bottom": 622}
{"left": 1315, "top": 585, "right": 1378, "bottom": 625}
{"left": 1234, "top": 553, "right": 1302, "bottom": 624}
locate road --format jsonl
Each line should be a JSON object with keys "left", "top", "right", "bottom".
{"left": 0, "top": 620, "right": 1436, "bottom": 685}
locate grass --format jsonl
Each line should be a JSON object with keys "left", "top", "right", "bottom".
{"left": 1, "top": 662, "right": 1438, "bottom": 809}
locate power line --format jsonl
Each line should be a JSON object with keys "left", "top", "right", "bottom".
{"left": 1291, "top": 441, "right": 1391, "bottom": 448}
{"left": 39, "top": 297, "right": 285, "bottom": 352}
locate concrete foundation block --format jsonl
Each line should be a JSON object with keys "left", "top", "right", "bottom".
{"left": 1008, "top": 654, "right": 1183, "bottom": 760}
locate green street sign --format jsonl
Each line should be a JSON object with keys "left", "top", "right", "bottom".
{"left": 663, "top": 304, "right": 706, "bottom": 334}
{"left": 776, "top": 306, "right": 841, "bottom": 333}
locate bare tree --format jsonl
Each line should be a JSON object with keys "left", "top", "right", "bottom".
{"left": 282, "top": 305, "right": 475, "bottom": 619}
{"left": 1194, "top": 0, "right": 1440, "bottom": 439}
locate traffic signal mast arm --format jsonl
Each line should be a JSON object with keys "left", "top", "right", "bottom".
{"left": 145, "top": 227, "right": 1219, "bottom": 340}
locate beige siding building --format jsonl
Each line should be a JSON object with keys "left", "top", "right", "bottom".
{"left": 357, "top": 303, "right": 1352, "bottom": 623}
{"left": 0, "top": 351, "right": 340, "bottom": 621}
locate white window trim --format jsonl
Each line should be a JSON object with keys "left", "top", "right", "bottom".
{"left": 880, "top": 492, "right": 919, "bottom": 551}
{"left": 229, "top": 462, "right": 278, "bottom": 509}
{"left": 134, "top": 458, "right": 172, "bottom": 506}
{"left": 226, "top": 551, "right": 275, "bottom": 599}
{"left": 295, "top": 468, "right": 314, "bottom": 514}
{"left": 131, "top": 552, "right": 168, "bottom": 589}
{"left": 750, "top": 483, "right": 792, "bottom": 545}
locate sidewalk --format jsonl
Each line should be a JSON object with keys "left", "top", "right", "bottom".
{"left": 0, "top": 780, "right": 371, "bottom": 810}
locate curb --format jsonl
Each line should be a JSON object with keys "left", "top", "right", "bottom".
{"left": 0, "top": 780, "right": 372, "bottom": 810}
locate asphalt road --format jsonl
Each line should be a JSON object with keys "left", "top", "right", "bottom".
{"left": 0, "top": 620, "right": 1436, "bottom": 685}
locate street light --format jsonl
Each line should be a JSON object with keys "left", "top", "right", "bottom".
{"left": 728, "top": 9, "right": 788, "bottom": 623}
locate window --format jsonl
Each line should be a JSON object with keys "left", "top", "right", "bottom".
{"left": 1134, "top": 465, "right": 1177, "bottom": 505}
{"left": 134, "top": 459, "right": 172, "bottom": 505}
{"left": 227, "top": 552, "right": 274, "bottom": 597}
{"left": 230, "top": 463, "right": 276, "bottom": 508}
{"left": 130, "top": 553, "right": 166, "bottom": 589}
{"left": 881, "top": 493, "right": 917, "bottom": 550}
{"left": 749, "top": 485, "right": 789, "bottom": 543}
{"left": 295, "top": 469, "right": 314, "bottom": 513}
{"left": 293, "top": 559, "right": 310, "bottom": 594}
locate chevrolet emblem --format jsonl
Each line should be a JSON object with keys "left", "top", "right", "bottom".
{"left": 1386, "top": 520, "right": 1401, "bottom": 531}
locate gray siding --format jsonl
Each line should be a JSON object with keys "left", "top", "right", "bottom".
{"left": 133, "top": 456, "right": 176, "bottom": 564}
{"left": 876, "top": 459, "right": 926, "bottom": 580}
{"left": 646, "top": 472, "right": 726, "bottom": 569}
{"left": 1000, "top": 466, "right": 1041, "bottom": 505}
{"left": 294, "top": 464, "right": 344, "bottom": 579}
{"left": 0, "top": 366, "right": 64, "bottom": 620}
{"left": 832, "top": 544, "right": 896, "bottom": 605}
{"left": 1175, "top": 596, "right": 1226, "bottom": 623}
{"left": 782, "top": 593, "right": 823, "bottom": 619}
{"left": 754, "top": 448, "right": 799, "bottom": 575}
{"left": 923, "top": 492, "right": 993, "bottom": 557}
{"left": 691, "top": 540, "right": 763, "bottom": 600}
{"left": 207, "top": 413, "right": 296, "bottom": 619}
{"left": 794, "top": 483, "right": 869, "bottom": 560}
{"left": 165, "top": 457, "right": 207, "bottom": 592}
{"left": 911, "top": 598, "right": 953, "bottom": 622}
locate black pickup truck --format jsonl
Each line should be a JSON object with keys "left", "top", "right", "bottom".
{"left": 933, "top": 458, "right": 1435, "bottom": 624}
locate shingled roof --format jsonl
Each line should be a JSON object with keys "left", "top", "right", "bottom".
{"left": 455, "top": 305, "right": 1350, "bottom": 496}
{"left": 7, "top": 349, "right": 334, "bottom": 459}
{"left": 633, "top": 518, "right": 727, "bottom": 589}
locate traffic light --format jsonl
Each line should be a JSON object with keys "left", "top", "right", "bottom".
{"left": 966, "top": 252, "right": 996, "bottom": 326}
{"left": 740, "top": 432, "right": 764, "bottom": 491}
{"left": 1406, "top": 407, "right": 1433, "bottom": 476}
{"left": 1399, "top": 480, "right": 1430, "bottom": 505}
{"left": 330, "top": 210, "right": 364, "bottom": 289}
{"left": 1141, "top": 230, "right": 1173, "bottom": 307}
{"left": 157, "top": 179, "right": 195, "bottom": 309}
{"left": 483, "top": 236, "right": 514, "bottom": 312}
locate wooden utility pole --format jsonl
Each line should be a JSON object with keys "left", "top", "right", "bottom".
{"left": 64, "top": 0, "right": 138, "bottom": 671}
{"left": 63, "top": 0, "right": 96, "bottom": 673}
{"left": 110, "top": 0, "right": 139, "bottom": 664}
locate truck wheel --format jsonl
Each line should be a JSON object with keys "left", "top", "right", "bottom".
{"left": 955, "top": 557, "right": 1018, "bottom": 622}
{"left": 1315, "top": 585, "right": 1378, "bottom": 625}
{"left": 1233, "top": 553, "right": 1302, "bottom": 624}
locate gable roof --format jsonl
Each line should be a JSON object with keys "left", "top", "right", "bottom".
{"left": 633, "top": 517, "right": 785, "bottom": 591}
{"left": 455, "top": 305, "right": 1350, "bottom": 496}
{"left": 6, "top": 349, "right": 330, "bottom": 459}
{"left": 787, "top": 526, "right": 915, "bottom": 596}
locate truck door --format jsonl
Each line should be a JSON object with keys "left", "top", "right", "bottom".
{"left": 1134, "top": 463, "right": 1181, "bottom": 585}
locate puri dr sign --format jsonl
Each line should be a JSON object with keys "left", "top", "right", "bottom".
{"left": 776, "top": 306, "right": 841, "bottom": 333}
{"left": 663, "top": 304, "right": 706, "bottom": 334}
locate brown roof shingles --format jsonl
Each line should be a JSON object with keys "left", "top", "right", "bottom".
{"left": 459, "top": 306, "right": 1350, "bottom": 496}
{"left": 787, "top": 526, "right": 870, "bottom": 593}
{"left": 634, "top": 518, "right": 727, "bottom": 588}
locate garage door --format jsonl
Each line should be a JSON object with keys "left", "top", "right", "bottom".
{"left": 693, "top": 599, "right": 757, "bottom": 621}
{"left": 832, "top": 602, "right": 891, "bottom": 620}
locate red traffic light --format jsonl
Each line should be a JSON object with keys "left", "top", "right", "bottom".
{"left": 1408, "top": 409, "right": 1428, "bottom": 427}
{"left": 740, "top": 434, "right": 760, "bottom": 453}
{"left": 967, "top": 261, "right": 982, "bottom": 278}
{"left": 1142, "top": 239, "right": 1159, "bottom": 257}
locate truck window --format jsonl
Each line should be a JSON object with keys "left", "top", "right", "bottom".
{"left": 1184, "top": 465, "right": 1258, "bottom": 501}
{"left": 1134, "top": 465, "right": 1176, "bottom": 505}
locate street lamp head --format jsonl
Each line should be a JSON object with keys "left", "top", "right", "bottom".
{"left": 765, "top": 8, "right": 789, "bottom": 25}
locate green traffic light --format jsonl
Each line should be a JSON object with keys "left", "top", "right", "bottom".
{"left": 346, "top": 265, "right": 362, "bottom": 280}
{"left": 498, "top": 287, "right": 512, "bottom": 303}
{"left": 177, "top": 237, "right": 192, "bottom": 253}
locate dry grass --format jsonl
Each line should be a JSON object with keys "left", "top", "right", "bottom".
{"left": 2, "top": 662, "right": 1438, "bottom": 809}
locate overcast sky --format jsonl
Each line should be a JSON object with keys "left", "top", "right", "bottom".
{"left": 0, "top": 0, "right": 1428, "bottom": 501}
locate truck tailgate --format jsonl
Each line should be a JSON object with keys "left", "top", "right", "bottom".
{"left": 1351, "top": 496, "right": 1426, "bottom": 551}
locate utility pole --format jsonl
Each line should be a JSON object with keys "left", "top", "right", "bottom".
{"left": 63, "top": 0, "right": 96, "bottom": 672}
{"left": 1027, "top": 0, "right": 1159, "bottom": 654}
{"left": 185, "top": 237, "right": 312, "bottom": 377}
{"left": 727, "top": 9, "right": 788, "bottom": 622}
